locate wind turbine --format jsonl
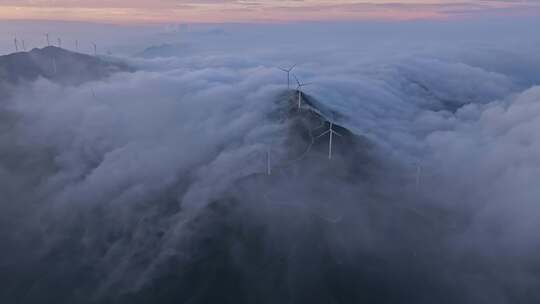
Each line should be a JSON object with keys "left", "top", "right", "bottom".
{"left": 415, "top": 162, "right": 422, "bottom": 189}
{"left": 45, "top": 33, "right": 50, "bottom": 46}
{"left": 52, "top": 58, "right": 57, "bottom": 75}
{"left": 22, "top": 40, "right": 26, "bottom": 51}
{"left": 14, "top": 38, "right": 18, "bottom": 52}
{"left": 317, "top": 121, "right": 342, "bottom": 160}
{"left": 266, "top": 148, "right": 272, "bottom": 176}
{"left": 294, "top": 74, "right": 312, "bottom": 111}
{"left": 278, "top": 64, "right": 296, "bottom": 89}
{"left": 92, "top": 42, "right": 97, "bottom": 56}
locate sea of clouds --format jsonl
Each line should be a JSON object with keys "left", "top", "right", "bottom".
{"left": 1, "top": 18, "right": 540, "bottom": 303}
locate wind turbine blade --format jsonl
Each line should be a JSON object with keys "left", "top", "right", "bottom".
{"left": 317, "top": 130, "right": 331, "bottom": 138}
{"left": 332, "top": 131, "right": 343, "bottom": 137}
{"left": 293, "top": 74, "right": 301, "bottom": 86}
{"left": 278, "top": 67, "right": 288, "bottom": 72}
{"left": 298, "top": 82, "right": 313, "bottom": 88}
{"left": 287, "top": 64, "right": 297, "bottom": 72}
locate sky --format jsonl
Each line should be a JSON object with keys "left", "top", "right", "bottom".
{"left": 0, "top": 0, "right": 540, "bottom": 23}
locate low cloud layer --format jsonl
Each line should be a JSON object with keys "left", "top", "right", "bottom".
{"left": 1, "top": 20, "right": 540, "bottom": 303}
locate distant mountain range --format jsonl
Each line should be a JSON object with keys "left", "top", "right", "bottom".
{"left": 135, "top": 43, "right": 193, "bottom": 58}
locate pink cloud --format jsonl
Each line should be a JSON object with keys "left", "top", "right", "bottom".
{"left": 0, "top": 1, "right": 538, "bottom": 23}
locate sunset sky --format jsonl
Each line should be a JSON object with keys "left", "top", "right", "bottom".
{"left": 1, "top": 0, "right": 540, "bottom": 23}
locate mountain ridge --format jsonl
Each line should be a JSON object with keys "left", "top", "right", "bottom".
{"left": 0, "top": 46, "right": 132, "bottom": 86}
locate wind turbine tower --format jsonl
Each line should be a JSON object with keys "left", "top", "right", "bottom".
{"left": 57, "top": 38, "right": 62, "bottom": 48}
{"left": 294, "top": 74, "right": 312, "bottom": 111}
{"left": 266, "top": 149, "right": 272, "bottom": 176}
{"left": 75, "top": 40, "right": 79, "bottom": 51}
{"left": 52, "top": 58, "right": 57, "bottom": 75}
{"left": 317, "top": 122, "right": 342, "bottom": 160}
{"left": 415, "top": 162, "right": 422, "bottom": 189}
{"left": 278, "top": 64, "right": 296, "bottom": 89}
{"left": 45, "top": 33, "right": 50, "bottom": 46}
{"left": 14, "top": 38, "right": 18, "bottom": 52}
{"left": 92, "top": 43, "right": 97, "bottom": 56}
{"left": 22, "top": 40, "right": 26, "bottom": 51}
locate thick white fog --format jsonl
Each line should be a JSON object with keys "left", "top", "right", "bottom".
{"left": 1, "top": 17, "right": 540, "bottom": 303}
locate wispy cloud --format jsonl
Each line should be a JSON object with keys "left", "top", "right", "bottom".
{"left": 0, "top": 0, "right": 539, "bottom": 23}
